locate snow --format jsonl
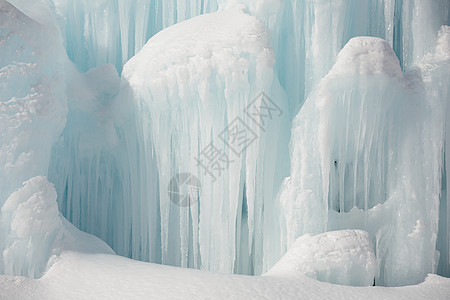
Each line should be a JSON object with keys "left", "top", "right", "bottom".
{"left": 0, "top": 245, "right": 449, "bottom": 299}
{"left": 266, "top": 230, "right": 376, "bottom": 286}
{"left": 0, "top": 177, "right": 113, "bottom": 279}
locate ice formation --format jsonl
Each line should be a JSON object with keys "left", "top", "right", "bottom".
{"left": 0, "top": 177, "right": 62, "bottom": 278}
{"left": 278, "top": 36, "right": 446, "bottom": 286}
{"left": 266, "top": 230, "right": 377, "bottom": 286}
{"left": 0, "top": 176, "right": 114, "bottom": 278}
{"left": 0, "top": 0, "right": 450, "bottom": 292}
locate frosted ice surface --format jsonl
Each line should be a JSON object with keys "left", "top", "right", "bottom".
{"left": 122, "top": 5, "right": 289, "bottom": 274}
{"left": 1, "top": 0, "right": 450, "bottom": 293}
{"left": 0, "top": 177, "right": 62, "bottom": 278}
{"left": 0, "top": 176, "right": 114, "bottom": 279}
{"left": 279, "top": 36, "right": 444, "bottom": 286}
{"left": 266, "top": 230, "right": 376, "bottom": 286}
{"left": 0, "top": 0, "right": 68, "bottom": 205}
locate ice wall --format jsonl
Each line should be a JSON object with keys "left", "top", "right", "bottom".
{"left": 47, "top": 62, "right": 154, "bottom": 261}
{"left": 0, "top": 0, "right": 68, "bottom": 205}
{"left": 122, "top": 5, "right": 289, "bottom": 274}
{"left": 419, "top": 26, "right": 450, "bottom": 279}
{"left": 49, "top": 0, "right": 220, "bottom": 73}
{"left": 2, "top": 0, "right": 449, "bottom": 286}
{"left": 0, "top": 176, "right": 115, "bottom": 278}
{"left": 278, "top": 36, "right": 445, "bottom": 286}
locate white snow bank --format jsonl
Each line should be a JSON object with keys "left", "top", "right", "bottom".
{"left": 0, "top": 250, "right": 449, "bottom": 299}
{"left": 266, "top": 230, "right": 376, "bottom": 286}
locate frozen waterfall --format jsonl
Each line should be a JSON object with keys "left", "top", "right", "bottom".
{"left": 0, "top": 0, "right": 449, "bottom": 288}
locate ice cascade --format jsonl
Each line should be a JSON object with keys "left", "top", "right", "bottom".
{"left": 278, "top": 36, "right": 446, "bottom": 286}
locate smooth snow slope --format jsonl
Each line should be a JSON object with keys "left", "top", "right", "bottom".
{"left": 0, "top": 252, "right": 449, "bottom": 299}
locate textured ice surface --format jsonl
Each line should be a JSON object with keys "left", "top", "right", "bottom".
{"left": 0, "top": 176, "right": 113, "bottom": 279}
{"left": 0, "top": 0, "right": 68, "bottom": 205}
{"left": 122, "top": 5, "right": 289, "bottom": 274}
{"left": 0, "top": 177, "right": 62, "bottom": 278}
{"left": 266, "top": 230, "right": 376, "bottom": 286}
{"left": 279, "top": 36, "right": 444, "bottom": 286}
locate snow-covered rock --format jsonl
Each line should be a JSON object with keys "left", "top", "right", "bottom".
{"left": 266, "top": 230, "right": 376, "bottom": 286}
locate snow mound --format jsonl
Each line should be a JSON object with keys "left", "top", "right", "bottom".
{"left": 0, "top": 177, "right": 62, "bottom": 278}
{"left": 266, "top": 230, "right": 376, "bottom": 286}
{"left": 328, "top": 37, "right": 403, "bottom": 79}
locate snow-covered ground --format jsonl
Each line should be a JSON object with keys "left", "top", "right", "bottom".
{"left": 0, "top": 255, "right": 448, "bottom": 300}
{"left": 1, "top": 249, "right": 449, "bottom": 299}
